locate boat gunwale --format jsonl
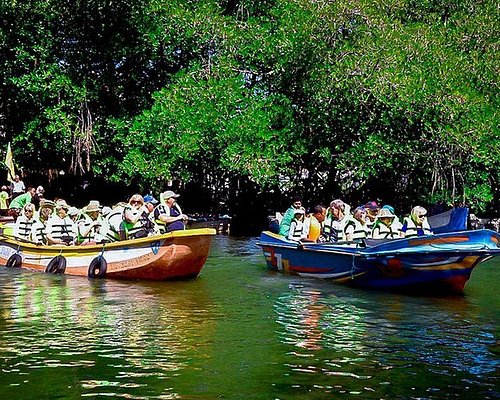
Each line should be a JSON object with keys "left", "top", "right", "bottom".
{"left": 0, "top": 228, "right": 216, "bottom": 253}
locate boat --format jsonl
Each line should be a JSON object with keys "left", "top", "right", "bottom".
{"left": 257, "top": 229, "right": 500, "bottom": 294}
{"left": 0, "top": 228, "right": 216, "bottom": 280}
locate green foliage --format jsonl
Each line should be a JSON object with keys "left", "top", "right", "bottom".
{"left": 0, "top": 0, "right": 498, "bottom": 212}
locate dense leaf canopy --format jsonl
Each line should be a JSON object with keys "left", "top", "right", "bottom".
{"left": 1, "top": 0, "right": 498, "bottom": 215}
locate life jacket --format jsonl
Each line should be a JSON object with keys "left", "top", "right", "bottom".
{"left": 77, "top": 213, "right": 104, "bottom": 244}
{"left": 323, "top": 215, "right": 348, "bottom": 242}
{"left": 365, "top": 217, "right": 376, "bottom": 232}
{"left": 344, "top": 218, "right": 370, "bottom": 241}
{"left": 288, "top": 219, "right": 304, "bottom": 241}
{"left": 46, "top": 215, "right": 76, "bottom": 242}
{"left": 154, "top": 203, "right": 184, "bottom": 233}
{"left": 121, "top": 219, "right": 147, "bottom": 239}
{"left": 15, "top": 215, "right": 34, "bottom": 240}
{"left": 307, "top": 216, "right": 322, "bottom": 241}
{"left": 31, "top": 220, "right": 48, "bottom": 244}
{"left": 402, "top": 217, "right": 432, "bottom": 238}
{"left": 121, "top": 207, "right": 149, "bottom": 239}
{"left": 371, "top": 221, "right": 401, "bottom": 239}
{"left": 322, "top": 215, "right": 336, "bottom": 242}
{"left": 105, "top": 206, "right": 125, "bottom": 242}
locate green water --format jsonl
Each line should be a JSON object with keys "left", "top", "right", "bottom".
{"left": 0, "top": 236, "right": 498, "bottom": 399}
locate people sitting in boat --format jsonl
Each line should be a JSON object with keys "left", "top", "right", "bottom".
{"left": 364, "top": 201, "right": 380, "bottom": 231}
{"left": 46, "top": 200, "right": 77, "bottom": 245}
{"left": 278, "top": 196, "right": 304, "bottom": 237}
{"left": 154, "top": 190, "right": 188, "bottom": 233}
{"left": 371, "top": 208, "right": 403, "bottom": 239}
{"left": 344, "top": 206, "right": 371, "bottom": 241}
{"left": 304, "top": 205, "right": 327, "bottom": 242}
{"left": 31, "top": 200, "right": 55, "bottom": 245}
{"left": 401, "top": 206, "right": 433, "bottom": 238}
{"left": 14, "top": 203, "right": 36, "bottom": 240}
{"left": 8, "top": 186, "right": 36, "bottom": 222}
{"left": 323, "top": 199, "right": 349, "bottom": 242}
{"left": 119, "top": 194, "right": 157, "bottom": 240}
{"left": 288, "top": 208, "right": 307, "bottom": 242}
{"left": 77, "top": 200, "right": 104, "bottom": 245}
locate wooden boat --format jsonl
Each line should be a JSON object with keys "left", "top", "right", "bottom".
{"left": 0, "top": 228, "right": 216, "bottom": 281}
{"left": 257, "top": 229, "right": 500, "bottom": 294}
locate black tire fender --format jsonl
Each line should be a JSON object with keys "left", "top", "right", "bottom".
{"left": 6, "top": 254, "right": 22, "bottom": 268}
{"left": 45, "top": 256, "right": 67, "bottom": 274}
{"left": 88, "top": 256, "right": 107, "bottom": 278}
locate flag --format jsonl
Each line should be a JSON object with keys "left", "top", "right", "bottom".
{"left": 4, "top": 142, "right": 16, "bottom": 183}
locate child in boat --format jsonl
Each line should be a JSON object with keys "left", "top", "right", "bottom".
{"left": 288, "top": 208, "right": 307, "bottom": 242}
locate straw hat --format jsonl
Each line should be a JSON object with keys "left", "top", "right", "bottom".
{"left": 55, "top": 199, "right": 70, "bottom": 210}
{"left": 85, "top": 200, "right": 100, "bottom": 212}
{"left": 40, "top": 199, "right": 56, "bottom": 209}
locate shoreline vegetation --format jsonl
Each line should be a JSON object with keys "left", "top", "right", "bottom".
{"left": 1, "top": 1, "right": 498, "bottom": 232}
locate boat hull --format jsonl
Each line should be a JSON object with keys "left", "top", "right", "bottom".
{"left": 0, "top": 228, "right": 216, "bottom": 281}
{"left": 258, "top": 230, "right": 500, "bottom": 294}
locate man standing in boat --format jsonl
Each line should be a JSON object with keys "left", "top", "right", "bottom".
{"left": 154, "top": 190, "right": 188, "bottom": 233}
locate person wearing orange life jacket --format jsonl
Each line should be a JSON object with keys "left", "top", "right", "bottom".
{"left": 401, "top": 206, "right": 433, "bottom": 238}
{"left": 287, "top": 208, "right": 307, "bottom": 242}
{"left": 304, "top": 205, "right": 327, "bottom": 242}
{"left": 371, "top": 208, "right": 403, "bottom": 239}
{"left": 344, "top": 206, "right": 371, "bottom": 241}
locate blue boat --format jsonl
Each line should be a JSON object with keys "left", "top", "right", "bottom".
{"left": 257, "top": 229, "right": 500, "bottom": 294}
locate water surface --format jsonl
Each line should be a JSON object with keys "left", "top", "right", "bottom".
{"left": 0, "top": 236, "right": 498, "bottom": 399}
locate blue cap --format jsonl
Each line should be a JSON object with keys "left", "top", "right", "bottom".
{"left": 144, "top": 194, "right": 159, "bottom": 205}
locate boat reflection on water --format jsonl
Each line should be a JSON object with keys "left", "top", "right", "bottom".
{"left": 272, "top": 281, "right": 498, "bottom": 398}
{"left": 0, "top": 270, "right": 217, "bottom": 399}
